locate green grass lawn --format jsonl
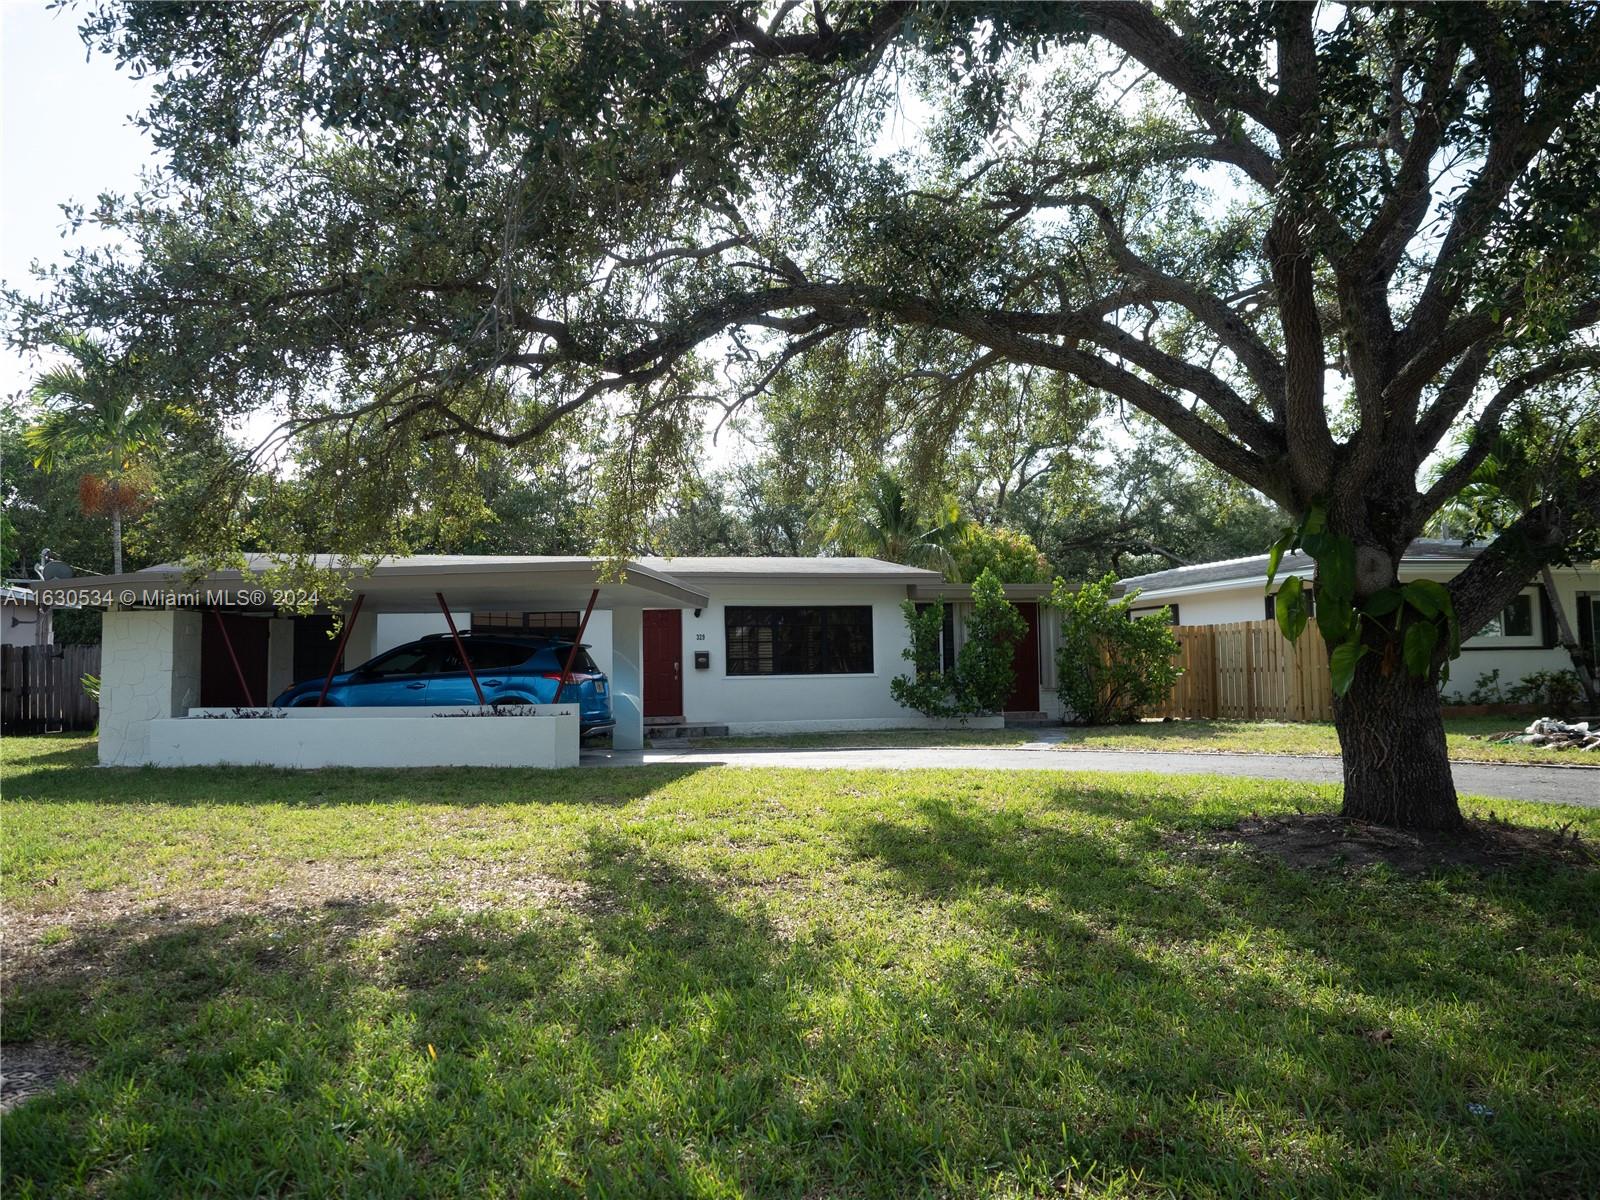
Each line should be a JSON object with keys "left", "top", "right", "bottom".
{"left": 689, "top": 716, "right": 1591, "bottom": 764}
{"left": 4, "top": 734, "right": 1598, "bottom": 1197}
{"left": 1052, "top": 715, "right": 1592, "bottom": 764}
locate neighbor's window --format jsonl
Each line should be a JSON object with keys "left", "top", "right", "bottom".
{"left": 1263, "top": 590, "right": 1313, "bottom": 621}
{"left": 1478, "top": 593, "right": 1535, "bottom": 639}
{"left": 725, "top": 606, "right": 874, "bottom": 675}
{"left": 1134, "top": 604, "right": 1181, "bottom": 625}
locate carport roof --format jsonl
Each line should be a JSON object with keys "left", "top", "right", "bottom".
{"left": 636, "top": 556, "right": 945, "bottom": 583}
{"left": 36, "top": 554, "right": 711, "bottom": 613}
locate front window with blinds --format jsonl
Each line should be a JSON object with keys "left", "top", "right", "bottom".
{"left": 725, "top": 606, "right": 874, "bottom": 675}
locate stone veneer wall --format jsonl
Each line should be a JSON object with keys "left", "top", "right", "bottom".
{"left": 98, "top": 610, "right": 203, "bottom": 766}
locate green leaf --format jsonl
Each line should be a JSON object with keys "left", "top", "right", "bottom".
{"left": 1265, "top": 529, "right": 1293, "bottom": 589}
{"left": 1403, "top": 620, "right": 1440, "bottom": 677}
{"left": 1330, "top": 637, "right": 1369, "bottom": 697}
{"left": 1274, "top": 575, "right": 1308, "bottom": 641}
{"left": 1317, "top": 538, "right": 1356, "bottom": 602}
{"left": 1301, "top": 502, "right": 1328, "bottom": 537}
{"left": 1362, "top": 587, "right": 1403, "bottom": 617}
{"left": 1401, "top": 579, "right": 1451, "bottom": 617}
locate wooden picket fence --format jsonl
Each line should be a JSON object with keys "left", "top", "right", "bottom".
{"left": 0, "top": 644, "right": 101, "bottom": 733}
{"left": 1150, "top": 618, "right": 1333, "bottom": 722}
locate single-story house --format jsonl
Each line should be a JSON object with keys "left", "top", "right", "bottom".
{"left": 378, "top": 559, "right": 1063, "bottom": 731}
{"left": 1114, "top": 539, "right": 1600, "bottom": 698}
{"left": 32, "top": 555, "right": 1063, "bottom": 769}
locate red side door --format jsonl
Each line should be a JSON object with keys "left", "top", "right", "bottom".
{"left": 642, "top": 608, "right": 683, "bottom": 719}
{"left": 1003, "top": 602, "right": 1041, "bottom": 712}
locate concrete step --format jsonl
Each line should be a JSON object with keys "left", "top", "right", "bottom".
{"left": 1003, "top": 712, "right": 1058, "bottom": 729}
{"left": 647, "top": 723, "right": 731, "bottom": 741}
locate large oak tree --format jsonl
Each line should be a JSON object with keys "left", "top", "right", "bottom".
{"left": 9, "top": 1, "right": 1600, "bottom": 829}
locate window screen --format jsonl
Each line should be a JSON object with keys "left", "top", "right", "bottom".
{"left": 725, "top": 606, "right": 873, "bottom": 675}
{"left": 913, "top": 602, "right": 957, "bottom": 672}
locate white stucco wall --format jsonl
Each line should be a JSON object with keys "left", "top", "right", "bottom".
{"left": 266, "top": 618, "right": 295, "bottom": 699}
{"left": 373, "top": 611, "right": 453, "bottom": 656}
{"left": 98, "top": 609, "right": 202, "bottom": 766}
{"left": 1127, "top": 581, "right": 1278, "bottom": 627}
{"left": 1, "top": 602, "right": 52, "bottom": 647}
{"left": 146, "top": 705, "right": 579, "bottom": 768}
{"left": 668, "top": 581, "right": 921, "bottom": 733}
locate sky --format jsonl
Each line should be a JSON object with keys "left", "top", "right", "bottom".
{"left": 0, "top": 1, "right": 759, "bottom": 470}
{"left": 1, "top": 0, "right": 158, "bottom": 399}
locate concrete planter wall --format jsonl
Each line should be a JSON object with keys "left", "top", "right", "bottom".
{"left": 144, "top": 704, "right": 579, "bottom": 769}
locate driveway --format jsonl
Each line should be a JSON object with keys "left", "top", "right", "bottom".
{"left": 584, "top": 741, "right": 1600, "bottom": 808}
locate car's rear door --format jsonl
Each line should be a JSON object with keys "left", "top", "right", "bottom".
{"left": 428, "top": 642, "right": 532, "bottom": 706}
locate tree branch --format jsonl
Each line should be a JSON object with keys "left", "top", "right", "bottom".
{"left": 1420, "top": 350, "right": 1600, "bottom": 514}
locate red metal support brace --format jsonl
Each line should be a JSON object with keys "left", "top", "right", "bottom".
{"left": 315, "top": 592, "right": 365, "bottom": 707}
{"left": 558, "top": 588, "right": 601, "bottom": 701}
{"left": 436, "top": 592, "right": 486, "bottom": 705}
{"left": 209, "top": 608, "right": 257, "bottom": 708}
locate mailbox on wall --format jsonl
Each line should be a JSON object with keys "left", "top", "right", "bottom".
{"left": 693, "top": 651, "right": 711, "bottom": 670}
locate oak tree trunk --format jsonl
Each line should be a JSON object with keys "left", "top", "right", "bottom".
{"left": 1332, "top": 653, "right": 1464, "bottom": 832}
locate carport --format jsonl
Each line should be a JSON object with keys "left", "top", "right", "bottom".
{"left": 51, "top": 556, "right": 709, "bottom": 768}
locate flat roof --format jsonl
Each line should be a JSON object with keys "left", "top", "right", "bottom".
{"left": 636, "top": 556, "right": 945, "bottom": 583}
{"left": 29, "top": 555, "right": 712, "bottom": 614}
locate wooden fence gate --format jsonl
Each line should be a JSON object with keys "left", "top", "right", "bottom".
{"left": 0, "top": 644, "right": 101, "bottom": 732}
{"left": 1151, "top": 619, "right": 1333, "bottom": 722}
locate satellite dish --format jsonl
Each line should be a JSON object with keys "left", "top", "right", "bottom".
{"left": 40, "top": 561, "right": 74, "bottom": 580}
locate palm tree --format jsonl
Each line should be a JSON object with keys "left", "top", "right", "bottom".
{"left": 24, "top": 336, "right": 164, "bottom": 575}
{"left": 853, "top": 473, "right": 964, "bottom": 576}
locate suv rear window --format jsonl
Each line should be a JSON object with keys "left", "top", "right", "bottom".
{"left": 540, "top": 645, "right": 599, "bottom": 675}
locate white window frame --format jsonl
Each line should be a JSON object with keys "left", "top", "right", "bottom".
{"left": 1463, "top": 588, "right": 1542, "bottom": 648}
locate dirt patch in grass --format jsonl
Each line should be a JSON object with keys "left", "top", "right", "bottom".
{"left": 2, "top": 859, "right": 596, "bottom": 989}
{"left": 1, "top": 1042, "right": 88, "bottom": 1113}
{"left": 1179, "top": 813, "right": 1598, "bottom": 874}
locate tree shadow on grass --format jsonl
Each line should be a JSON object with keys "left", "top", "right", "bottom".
{"left": 848, "top": 794, "right": 1600, "bottom": 1197}
{"left": 4, "top": 801, "right": 1597, "bottom": 1198}
{"left": 2, "top": 762, "right": 711, "bottom": 809}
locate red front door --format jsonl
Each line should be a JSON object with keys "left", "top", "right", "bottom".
{"left": 642, "top": 609, "right": 683, "bottom": 718}
{"left": 1003, "top": 602, "right": 1041, "bottom": 713}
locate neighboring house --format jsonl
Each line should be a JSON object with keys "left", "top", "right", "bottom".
{"left": 1, "top": 584, "right": 53, "bottom": 648}
{"left": 1114, "top": 540, "right": 1600, "bottom": 698}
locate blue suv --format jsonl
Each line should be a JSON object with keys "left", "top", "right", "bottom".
{"left": 272, "top": 633, "right": 615, "bottom": 733}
